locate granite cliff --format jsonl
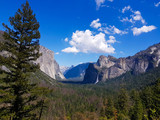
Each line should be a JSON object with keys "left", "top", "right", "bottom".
{"left": 35, "top": 46, "right": 65, "bottom": 80}
{"left": 83, "top": 43, "right": 160, "bottom": 83}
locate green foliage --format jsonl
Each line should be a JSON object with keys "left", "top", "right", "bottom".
{"left": 105, "top": 98, "right": 115, "bottom": 119}
{"left": 117, "top": 89, "right": 129, "bottom": 114}
{"left": 130, "top": 91, "right": 143, "bottom": 120}
{"left": 37, "top": 69, "right": 160, "bottom": 119}
{"left": 152, "top": 78, "right": 160, "bottom": 118}
{"left": 0, "top": 1, "right": 44, "bottom": 119}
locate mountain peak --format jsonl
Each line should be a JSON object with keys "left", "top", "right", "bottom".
{"left": 84, "top": 42, "right": 160, "bottom": 84}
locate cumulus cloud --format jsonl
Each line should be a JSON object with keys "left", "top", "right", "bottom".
{"left": 90, "top": 19, "right": 102, "bottom": 29}
{"left": 62, "top": 30, "right": 116, "bottom": 53}
{"left": 132, "top": 25, "right": 156, "bottom": 36}
{"left": 62, "top": 47, "right": 79, "bottom": 53}
{"left": 155, "top": 2, "right": 160, "bottom": 7}
{"left": 64, "top": 38, "right": 68, "bottom": 42}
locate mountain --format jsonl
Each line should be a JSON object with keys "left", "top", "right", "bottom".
{"left": 60, "top": 66, "right": 71, "bottom": 74}
{"left": 64, "top": 63, "right": 90, "bottom": 80}
{"left": 83, "top": 43, "right": 160, "bottom": 83}
{"left": 35, "top": 46, "right": 65, "bottom": 80}
{"left": 0, "top": 31, "right": 65, "bottom": 80}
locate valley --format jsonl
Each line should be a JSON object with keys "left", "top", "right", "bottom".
{"left": 0, "top": 0, "right": 160, "bottom": 119}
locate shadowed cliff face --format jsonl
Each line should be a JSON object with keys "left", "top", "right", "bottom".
{"left": 83, "top": 43, "right": 160, "bottom": 84}
{"left": 64, "top": 63, "right": 90, "bottom": 80}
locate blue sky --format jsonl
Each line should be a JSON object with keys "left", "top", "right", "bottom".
{"left": 0, "top": 0, "right": 160, "bottom": 66}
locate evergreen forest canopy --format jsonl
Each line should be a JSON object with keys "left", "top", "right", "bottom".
{"left": 0, "top": 1, "right": 160, "bottom": 120}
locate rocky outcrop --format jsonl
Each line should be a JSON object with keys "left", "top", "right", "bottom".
{"left": 83, "top": 43, "right": 160, "bottom": 84}
{"left": 35, "top": 46, "right": 65, "bottom": 80}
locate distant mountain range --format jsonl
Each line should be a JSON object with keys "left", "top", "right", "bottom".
{"left": 62, "top": 63, "right": 90, "bottom": 81}
{"left": 1, "top": 30, "right": 160, "bottom": 84}
{"left": 60, "top": 66, "right": 74, "bottom": 75}
{"left": 83, "top": 43, "right": 160, "bottom": 83}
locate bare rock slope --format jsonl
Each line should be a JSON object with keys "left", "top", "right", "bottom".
{"left": 83, "top": 43, "right": 160, "bottom": 83}
{"left": 36, "top": 46, "right": 65, "bottom": 80}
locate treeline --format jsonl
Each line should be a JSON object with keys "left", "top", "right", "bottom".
{"left": 41, "top": 78, "right": 160, "bottom": 120}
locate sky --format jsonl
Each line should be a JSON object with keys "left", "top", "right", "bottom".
{"left": 0, "top": 0, "right": 160, "bottom": 67}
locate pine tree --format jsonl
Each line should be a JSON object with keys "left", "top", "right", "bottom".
{"left": 152, "top": 78, "right": 160, "bottom": 119}
{"left": 116, "top": 88, "right": 129, "bottom": 114}
{"left": 131, "top": 91, "right": 143, "bottom": 120}
{"left": 0, "top": 1, "right": 42, "bottom": 119}
{"left": 105, "top": 98, "right": 115, "bottom": 119}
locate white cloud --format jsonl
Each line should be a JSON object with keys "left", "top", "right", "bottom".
{"left": 95, "top": 0, "right": 105, "bottom": 9}
{"left": 64, "top": 38, "right": 68, "bottom": 42}
{"left": 90, "top": 19, "right": 102, "bottom": 29}
{"left": 120, "top": 17, "right": 134, "bottom": 23}
{"left": 107, "top": 36, "right": 116, "bottom": 44}
{"left": 62, "top": 47, "right": 79, "bottom": 53}
{"left": 62, "top": 30, "right": 115, "bottom": 53}
{"left": 103, "top": 25, "right": 128, "bottom": 35}
{"left": 121, "top": 6, "right": 145, "bottom": 24}
{"left": 132, "top": 25, "right": 156, "bottom": 36}
{"left": 90, "top": 18, "right": 127, "bottom": 35}
{"left": 155, "top": 2, "right": 160, "bottom": 7}
{"left": 132, "top": 11, "right": 145, "bottom": 24}
{"left": 113, "top": 26, "right": 128, "bottom": 34}
{"left": 55, "top": 52, "right": 60, "bottom": 55}
{"left": 122, "top": 6, "right": 131, "bottom": 13}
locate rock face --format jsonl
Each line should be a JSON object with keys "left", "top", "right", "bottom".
{"left": 36, "top": 46, "right": 65, "bottom": 80}
{"left": 64, "top": 63, "right": 90, "bottom": 80}
{"left": 83, "top": 43, "right": 160, "bottom": 83}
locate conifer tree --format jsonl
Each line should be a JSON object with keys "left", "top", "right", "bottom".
{"left": 116, "top": 88, "right": 129, "bottom": 114}
{"left": 131, "top": 91, "right": 143, "bottom": 120}
{"left": 152, "top": 78, "right": 160, "bottom": 119}
{"left": 105, "top": 98, "right": 115, "bottom": 119}
{"left": 0, "top": 1, "right": 42, "bottom": 119}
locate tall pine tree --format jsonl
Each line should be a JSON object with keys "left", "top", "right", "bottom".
{"left": 130, "top": 91, "right": 143, "bottom": 120}
{"left": 0, "top": 1, "right": 42, "bottom": 119}
{"left": 152, "top": 78, "right": 160, "bottom": 119}
{"left": 117, "top": 88, "right": 129, "bottom": 114}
